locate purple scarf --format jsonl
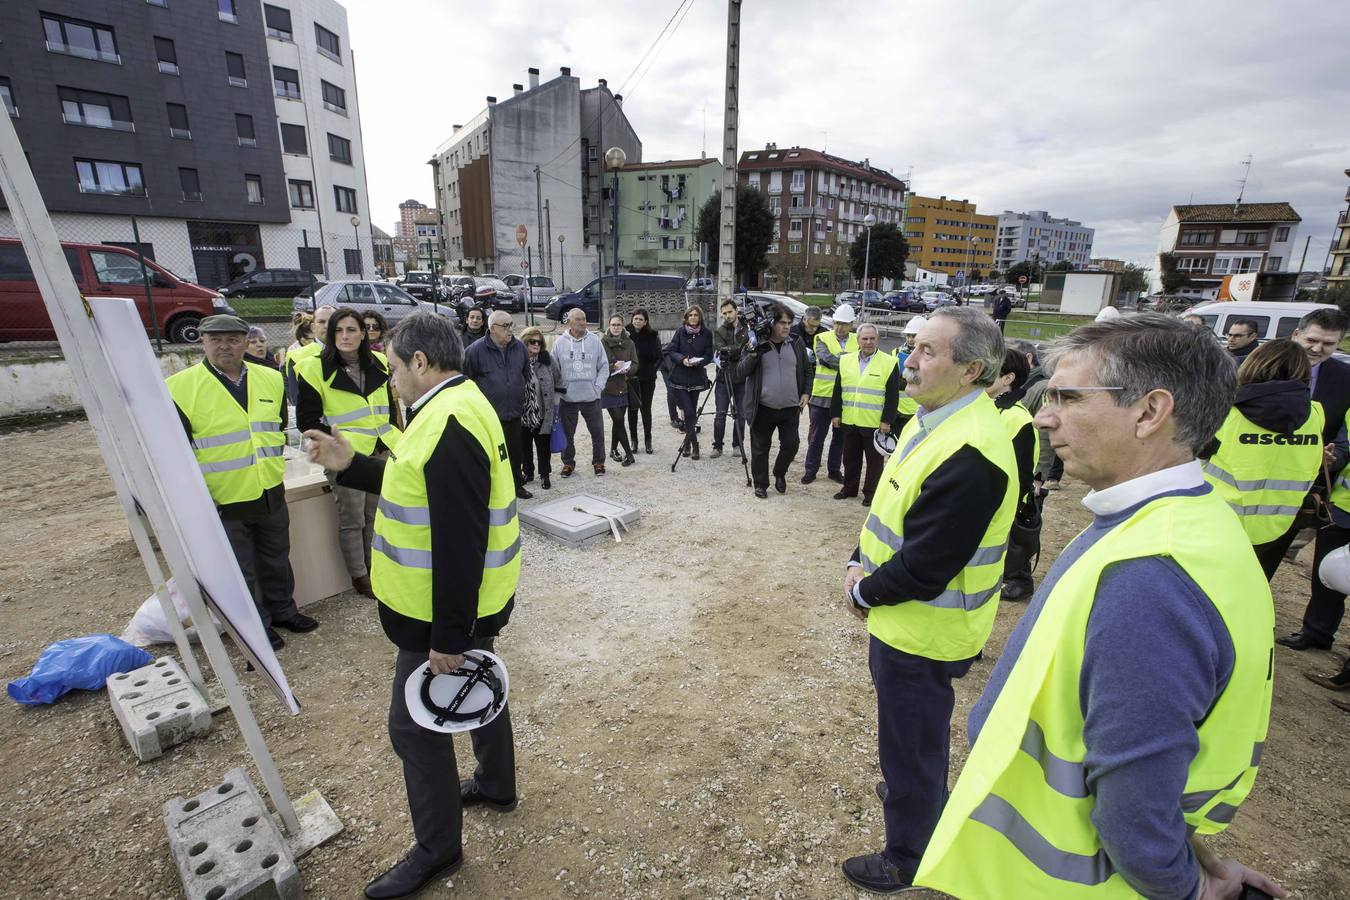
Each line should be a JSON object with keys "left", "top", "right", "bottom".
{"left": 684, "top": 323, "right": 703, "bottom": 336}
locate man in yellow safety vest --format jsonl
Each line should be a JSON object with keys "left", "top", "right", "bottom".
{"left": 830, "top": 322, "right": 901, "bottom": 505}
{"left": 802, "top": 303, "right": 858, "bottom": 483}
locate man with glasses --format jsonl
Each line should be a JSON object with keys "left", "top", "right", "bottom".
{"left": 462, "top": 311, "right": 534, "bottom": 499}
{"left": 1225, "top": 318, "right": 1260, "bottom": 363}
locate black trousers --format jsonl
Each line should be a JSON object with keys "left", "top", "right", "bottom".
{"left": 803, "top": 403, "right": 845, "bottom": 478}
{"left": 714, "top": 378, "right": 746, "bottom": 451}
{"left": 520, "top": 425, "right": 551, "bottom": 481}
{"left": 841, "top": 423, "right": 885, "bottom": 499}
{"left": 1258, "top": 510, "right": 1317, "bottom": 582}
{"left": 560, "top": 400, "right": 605, "bottom": 466}
{"left": 221, "top": 504, "right": 298, "bottom": 628}
{"left": 388, "top": 637, "right": 515, "bottom": 865}
{"left": 871, "top": 636, "right": 976, "bottom": 877}
{"left": 663, "top": 371, "right": 681, "bottom": 424}
{"left": 500, "top": 417, "right": 524, "bottom": 490}
{"left": 674, "top": 388, "right": 703, "bottom": 448}
{"left": 607, "top": 405, "right": 633, "bottom": 456}
{"left": 749, "top": 405, "right": 801, "bottom": 489}
{"left": 628, "top": 377, "right": 656, "bottom": 443}
{"left": 1304, "top": 524, "right": 1350, "bottom": 645}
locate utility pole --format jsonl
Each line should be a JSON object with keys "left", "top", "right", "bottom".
{"left": 535, "top": 165, "right": 545, "bottom": 282}
{"left": 716, "top": 0, "right": 741, "bottom": 304}
{"left": 544, "top": 199, "right": 553, "bottom": 278}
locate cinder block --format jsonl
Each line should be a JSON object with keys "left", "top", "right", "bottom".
{"left": 163, "top": 767, "right": 301, "bottom": 900}
{"left": 519, "top": 492, "right": 641, "bottom": 548}
{"left": 106, "top": 656, "right": 211, "bottom": 762}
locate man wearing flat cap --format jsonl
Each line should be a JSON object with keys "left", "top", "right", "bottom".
{"left": 167, "top": 315, "right": 317, "bottom": 651}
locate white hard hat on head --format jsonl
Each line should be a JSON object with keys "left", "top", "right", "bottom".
{"left": 1320, "top": 545, "right": 1350, "bottom": 595}
{"left": 903, "top": 315, "right": 927, "bottom": 335}
{"left": 833, "top": 304, "right": 856, "bottom": 323}
{"left": 1095, "top": 305, "right": 1122, "bottom": 322}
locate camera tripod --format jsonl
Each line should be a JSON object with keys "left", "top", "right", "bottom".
{"left": 669, "top": 359, "right": 752, "bottom": 486}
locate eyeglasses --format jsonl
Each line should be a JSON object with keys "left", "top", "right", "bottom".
{"left": 1042, "top": 386, "right": 1126, "bottom": 408}
{"left": 1226, "top": 331, "right": 1252, "bottom": 339}
{"left": 525, "top": 339, "right": 542, "bottom": 346}
{"left": 365, "top": 323, "right": 381, "bottom": 332}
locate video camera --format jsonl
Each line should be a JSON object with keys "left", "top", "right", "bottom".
{"left": 742, "top": 298, "right": 776, "bottom": 343}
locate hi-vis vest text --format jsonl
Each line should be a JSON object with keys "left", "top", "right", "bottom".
{"left": 167, "top": 362, "right": 286, "bottom": 505}
{"left": 295, "top": 352, "right": 402, "bottom": 455}
{"left": 1205, "top": 402, "right": 1323, "bottom": 544}
{"left": 812, "top": 330, "right": 858, "bottom": 398}
{"left": 371, "top": 380, "right": 520, "bottom": 623}
{"left": 1000, "top": 401, "right": 1042, "bottom": 487}
{"left": 858, "top": 391, "right": 1018, "bottom": 661}
{"left": 839, "top": 351, "right": 899, "bottom": 428}
{"left": 916, "top": 488, "right": 1274, "bottom": 899}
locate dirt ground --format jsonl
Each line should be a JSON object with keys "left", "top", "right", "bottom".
{"left": 0, "top": 414, "right": 1347, "bottom": 899}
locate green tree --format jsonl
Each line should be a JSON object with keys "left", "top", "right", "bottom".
{"left": 695, "top": 185, "right": 776, "bottom": 287}
{"left": 1049, "top": 260, "right": 1074, "bottom": 272}
{"left": 848, "top": 223, "right": 909, "bottom": 284}
{"left": 1118, "top": 263, "right": 1150, "bottom": 296}
{"left": 1158, "top": 252, "right": 1191, "bottom": 294}
{"left": 1003, "top": 259, "right": 1042, "bottom": 285}
{"left": 1321, "top": 282, "right": 1350, "bottom": 314}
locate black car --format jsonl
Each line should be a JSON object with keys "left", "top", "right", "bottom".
{"left": 219, "top": 268, "right": 321, "bottom": 298}
{"left": 882, "top": 290, "right": 926, "bottom": 312}
{"left": 400, "top": 271, "right": 437, "bottom": 302}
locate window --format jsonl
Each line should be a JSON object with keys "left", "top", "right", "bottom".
{"left": 1274, "top": 227, "right": 1290, "bottom": 242}
{"left": 233, "top": 113, "right": 256, "bottom": 147}
{"left": 1266, "top": 256, "right": 1282, "bottom": 272}
{"left": 788, "top": 242, "right": 800, "bottom": 254}
{"left": 59, "top": 88, "right": 134, "bottom": 131}
{"left": 154, "top": 36, "right": 179, "bottom": 74}
{"left": 747, "top": 173, "right": 760, "bottom": 189}
{"left": 334, "top": 185, "right": 357, "bottom": 213}
{"left": 90, "top": 250, "right": 148, "bottom": 284}
{"left": 321, "top": 80, "right": 346, "bottom": 114}
{"left": 264, "top": 5, "right": 293, "bottom": 39}
{"left": 273, "top": 65, "right": 300, "bottom": 98}
{"left": 225, "top": 52, "right": 247, "bottom": 87}
{"left": 166, "top": 103, "right": 190, "bottom": 139}
{"left": 147, "top": 0, "right": 168, "bottom": 7}
{"left": 0, "top": 79, "right": 15, "bottom": 117}
{"left": 766, "top": 242, "right": 778, "bottom": 254}
{"left": 788, "top": 219, "right": 803, "bottom": 235}
{"left": 217, "top": 0, "right": 238, "bottom": 23}
{"left": 245, "top": 174, "right": 263, "bottom": 204}
{"left": 179, "top": 168, "right": 201, "bottom": 201}
{"left": 288, "top": 179, "right": 314, "bottom": 208}
{"left": 790, "top": 195, "right": 803, "bottom": 209}
{"left": 588, "top": 146, "right": 598, "bottom": 161}
{"left": 344, "top": 249, "right": 362, "bottom": 275}
{"left": 315, "top": 24, "right": 341, "bottom": 60}
{"left": 791, "top": 170, "right": 805, "bottom": 191}
{"left": 327, "top": 133, "right": 352, "bottom": 164}
{"left": 1211, "top": 255, "right": 1261, "bottom": 275}
{"left": 43, "top": 15, "right": 120, "bottom": 64}
{"left": 1176, "top": 257, "right": 1208, "bottom": 273}
{"left": 280, "top": 123, "right": 307, "bottom": 154}
{"left": 0, "top": 245, "right": 82, "bottom": 281}
{"left": 75, "top": 159, "right": 145, "bottom": 196}
{"left": 298, "top": 246, "right": 323, "bottom": 275}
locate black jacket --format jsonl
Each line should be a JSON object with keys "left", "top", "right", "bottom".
{"left": 1313, "top": 357, "right": 1350, "bottom": 445}
{"left": 666, "top": 325, "right": 714, "bottom": 390}
{"left": 713, "top": 320, "right": 750, "bottom": 384}
{"left": 1229, "top": 341, "right": 1258, "bottom": 365}
{"left": 337, "top": 376, "right": 513, "bottom": 654}
{"left": 1236, "top": 379, "right": 1312, "bottom": 434}
{"left": 736, "top": 334, "right": 814, "bottom": 425}
{"left": 991, "top": 296, "right": 1013, "bottom": 321}
{"left": 627, "top": 325, "right": 663, "bottom": 382}
{"left": 295, "top": 351, "right": 398, "bottom": 452}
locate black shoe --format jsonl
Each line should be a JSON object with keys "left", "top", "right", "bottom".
{"left": 672, "top": 419, "right": 685, "bottom": 432}
{"left": 833, "top": 490, "right": 856, "bottom": 500}
{"left": 710, "top": 447, "right": 723, "bottom": 459}
{"left": 861, "top": 496, "right": 872, "bottom": 507}
{"left": 775, "top": 476, "right": 786, "bottom": 494}
{"left": 265, "top": 627, "right": 285, "bottom": 651}
{"left": 522, "top": 474, "right": 535, "bottom": 485}
{"left": 1001, "top": 582, "right": 1031, "bottom": 601}
{"left": 692, "top": 442, "right": 700, "bottom": 460}
{"left": 801, "top": 473, "right": 817, "bottom": 485}
{"left": 541, "top": 476, "right": 551, "bottom": 490}
{"left": 611, "top": 448, "right": 623, "bottom": 463}
{"left": 1276, "top": 631, "right": 1332, "bottom": 651}
{"left": 1305, "top": 667, "right": 1350, "bottom": 691}
{"left": 515, "top": 487, "right": 534, "bottom": 500}
{"left": 621, "top": 454, "right": 636, "bottom": 467}
{"left": 840, "top": 853, "right": 918, "bottom": 894}
{"left": 460, "top": 778, "right": 518, "bottom": 812}
{"left": 754, "top": 486, "right": 768, "bottom": 499}
{"left": 364, "top": 850, "right": 463, "bottom": 899}
{"left": 645, "top": 437, "right": 653, "bottom": 454}
{"left": 828, "top": 471, "right": 845, "bottom": 484}
{"left": 272, "top": 614, "right": 318, "bottom": 634}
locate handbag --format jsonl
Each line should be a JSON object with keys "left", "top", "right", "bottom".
{"left": 549, "top": 415, "right": 566, "bottom": 453}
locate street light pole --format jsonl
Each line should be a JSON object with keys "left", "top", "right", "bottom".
{"left": 558, "top": 233, "right": 566, "bottom": 292}
{"left": 605, "top": 147, "right": 626, "bottom": 282}
{"left": 861, "top": 213, "right": 876, "bottom": 321}
{"left": 350, "top": 215, "right": 363, "bottom": 278}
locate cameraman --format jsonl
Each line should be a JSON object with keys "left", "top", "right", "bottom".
{"left": 737, "top": 302, "right": 813, "bottom": 498}
{"left": 712, "top": 299, "right": 749, "bottom": 459}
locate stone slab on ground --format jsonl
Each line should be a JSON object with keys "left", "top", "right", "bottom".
{"left": 106, "top": 655, "right": 211, "bottom": 762}
{"left": 519, "top": 492, "right": 640, "bottom": 548}
{"left": 163, "top": 767, "right": 301, "bottom": 900}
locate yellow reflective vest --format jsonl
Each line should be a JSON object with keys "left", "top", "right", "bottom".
{"left": 999, "top": 400, "right": 1041, "bottom": 491}
{"left": 858, "top": 391, "right": 1018, "bottom": 661}
{"left": 166, "top": 361, "right": 286, "bottom": 505}
{"left": 917, "top": 487, "right": 1274, "bottom": 898}
{"left": 1205, "top": 401, "right": 1323, "bottom": 544}
{"left": 294, "top": 351, "right": 402, "bottom": 455}
{"left": 812, "top": 329, "right": 858, "bottom": 399}
{"left": 371, "top": 379, "right": 520, "bottom": 624}
{"left": 839, "top": 350, "right": 899, "bottom": 428}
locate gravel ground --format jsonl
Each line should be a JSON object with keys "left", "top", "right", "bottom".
{"left": 0, "top": 415, "right": 1347, "bottom": 899}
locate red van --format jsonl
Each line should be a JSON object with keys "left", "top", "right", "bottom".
{"left": 0, "top": 238, "right": 233, "bottom": 344}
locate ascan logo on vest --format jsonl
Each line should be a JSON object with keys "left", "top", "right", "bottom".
{"left": 1237, "top": 433, "right": 1319, "bottom": 446}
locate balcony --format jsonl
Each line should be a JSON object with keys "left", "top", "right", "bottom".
{"left": 63, "top": 112, "right": 135, "bottom": 132}
{"left": 274, "top": 85, "right": 301, "bottom": 100}
{"left": 237, "top": 137, "right": 257, "bottom": 147}
{"left": 182, "top": 191, "right": 203, "bottom": 202}
{"left": 322, "top": 101, "right": 348, "bottom": 117}
{"left": 767, "top": 185, "right": 782, "bottom": 194}
{"left": 158, "top": 61, "right": 179, "bottom": 75}
{"left": 46, "top": 41, "right": 120, "bottom": 65}
{"left": 228, "top": 76, "right": 247, "bottom": 88}
{"left": 218, "top": 11, "right": 238, "bottom": 23}
{"left": 169, "top": 127, "right": 191, "bottom": 140}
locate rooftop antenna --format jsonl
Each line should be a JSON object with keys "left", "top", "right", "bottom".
{"left": 820, "top": 130, "right": 828, "bottom": 154}
{"left": 701, "top": 105, "right": 706, "bottom": 158}
{"left": 1234, "top": 154, "right": 1253, "bottom": 213}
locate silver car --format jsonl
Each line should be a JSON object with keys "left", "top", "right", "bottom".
{"left": 293, "top": 280, "right": 459, "bottom": 326}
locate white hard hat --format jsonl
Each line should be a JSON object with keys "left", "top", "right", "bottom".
{"left": 873, "top": 428, "right": 899, "bottom": 457}
{"left": 1095, "top": 305, "right": 1122, "bottom": 322}
{"left": 1319, "top": 545, "right": 1350, "bottom": 595}
{"left": 903, "top": 315, "right": 927, "bottom": 335}
{"left": 833, "top": 304, "right": 856, "bottom": 323}
{"left": 404, "top": 649, "right": 509, "bottom": 733}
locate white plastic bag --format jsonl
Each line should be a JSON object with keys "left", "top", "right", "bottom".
{"left": 120, "top": 579, "right": 209, "bottom": 647}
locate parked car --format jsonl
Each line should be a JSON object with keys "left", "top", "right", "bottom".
{"left": 464, "top": 276, "right": 519, "bottom": 313}
{"left": 834, "top": 289, "right": 885, "bottom": 308}
{"left": 736, "top": 291, "right": 812, "bottom": 327}
{"left": 503, "top": 274, "right": 558, "bottom": 308}
{"left": 545, "top": 273, "right": 686, "bottom": 322}
{"left": 293, "top": 280, "right": 458, "bottom": 327}
{"left": 687, "top": 277, "right": 715, "bottom": 292}
{"left": 921, "top": 291, "right": 957, "bottom": 311}
{"left": 399, "top": 270, "right": 438, "bottom": 302}
{"left": 1181, "top": 300, "right": 1332, "bottom": 344}
{"left": 0, "top": 238, "right": 233, "bottom": 344}
{"left": 881, "top": 290, "right": 926, "bottom": 312}
{"left": 218, "top": 268, "right": 321, "bottom": 299}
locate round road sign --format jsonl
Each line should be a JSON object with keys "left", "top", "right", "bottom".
{"left": 516, "top": 225, "right": 528, "bottom": 247}
{"left": 1018, "top": 275, "right": 1028, "bottom": 285}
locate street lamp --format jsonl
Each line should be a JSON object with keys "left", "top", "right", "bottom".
{"left": 349, "top": 215, "right": 363, "bottom": 278}
{"left": 861, "top": 213, "right": 876, "bottom": 320}
{"left": 605, "top": 147, "right": 626, "bottom": 282}
{"left": 558, "top": 233, "right": 566, "bottom": 292}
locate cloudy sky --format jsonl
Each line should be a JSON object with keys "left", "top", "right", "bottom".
{"left": 347, "top": 0, "right": 1349, "bottom": 271}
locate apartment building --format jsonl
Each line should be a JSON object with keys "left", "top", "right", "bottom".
{"left": 995, "top": 209, "right": 1094, "bottom": 271}
{"left": 737, "top": 144, "right": 907, "bottom": 292}
{"left": 903, "top": 195, "right": 997, "bottom": 281}
{"left": 412, "top": 208, "right": 440, "bottom": 270}
{"left": 392, "top": 197, "right": 427, "bottom": 262}
{"left": 1090, "top": 257, "right": 1126, "bottom": 272}
{"left": 615, "top": 158, "right": 721, "bottom": 276}
{"left": 0, "top": 0, "right": 374, "bottom": 286}
{"left": 1328, "top": 169, "right": 1350, "bottom": 289}
{"left": 1152, "top": 202, "right": 1302, "bottom": 299}
{"left": 428, "top": 68, "right": 641, "bottom": 281}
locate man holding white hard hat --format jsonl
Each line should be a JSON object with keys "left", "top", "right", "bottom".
{"left": 306, "top": 312, "right": 521, "bottom": 899}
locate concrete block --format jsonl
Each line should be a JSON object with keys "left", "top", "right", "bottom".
{"left": 163, "top": 767, "right": 301, "bottom": 900}
{"left": 519, "top": 493, "right": 640, "bottom": 548}
{"left": 106, "top": 656, "right": 211, "bottom": 762}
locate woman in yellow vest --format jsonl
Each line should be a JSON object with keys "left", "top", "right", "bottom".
{"left": 1202, "top": 339, "right": 1322, "bottom": 580}
{"left": 987, "top": 346, "right": 1042, "bottom": 600}
{"left": 296, "top": 307, "right": 402, "bottom": 598}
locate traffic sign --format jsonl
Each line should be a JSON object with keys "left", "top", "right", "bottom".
{"left": 1018, "top": 275, "right": 1028, "bottom": 285}
{"left": 515, "top": 225, "right": 528, "bottom": 247}
{"left": 521, "top": 260, "right": 529, "bottom": 269}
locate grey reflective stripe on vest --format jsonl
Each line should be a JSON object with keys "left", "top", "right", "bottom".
{"left": 922, "top": 583, "right": 1002, "bottom": 611}
{"left": 860, "top": 551, "right": 880, "bottom": 574}
{"left": 192, "top": 429, "right": 251, "bottom": 450}
{"left": 199, "top": 454, "right": 256, "bottom": 473}
{"left": 488, "top": 500, "right": 517, "bottom": 527}
{"left": 322, "top": 407, "right": 371, "bottom": 427}
{"left": 1228, "top": 502, "right": 1303, "bottom": 517}
{"left": 1205, "top": 803, "right": 1239, "bottom": 825}
{"left": 1251, "top": 742, "right": 1264, "bottom": 766}
{"left": 968, "top": 542, "right": 1008, "bottom": 566}
{"left": 485, "top": 536, "right": 521, "bottom": 568}
{"left": 1204, "top": 462, "right": 1312, "bottom": 494}
{"left": 250, "top": 421, "right": 281, "bottom": 432}
{"left": 255, "top": 445, "right": 284, "bottom": 458}
{"left": 376, "top": 423, "right": 394, "bottom": 435}
{"left": 1339, "top": 476, "right": 1350, "bottom": 492}
{"left": 1180, "top": 769, "right": 1246, "bottom": 814}
{"left": 844, "top": 385, "right": 886, "bottom": 397}
{"left": 842, "top": 399, "right": 885, "bottom": 411}
{"left": 372, "top": 534, "right": 433, "bottom": 568}
{"left": 378, "top": 498, "right": 431, "bottom": 526}
{"left": 370, "top": 405, "right": 391, "bottom": 415}
{"left": 865, "top": 515, "right": 904, "bottom": 556}
{"left": 1020, "top": 721, "right": 1088, "bottom": 798}
{"left": 970, "top": 794, "right": 1114, "bottom": 886}
{"left": 342, "top": 426, "right": 385, "bottom": 437}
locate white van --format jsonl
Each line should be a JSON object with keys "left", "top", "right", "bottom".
{"left": 1181, "top": 301, "right": 1334, "bottom": 342}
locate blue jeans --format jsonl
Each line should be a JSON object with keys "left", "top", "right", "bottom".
{"left": 713, "top": 378, "right": 746, "bottom": 450}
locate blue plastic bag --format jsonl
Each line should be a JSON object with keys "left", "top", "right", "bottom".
{"left": 549, "top": 415, "right": 566, "bottom": 454}
{"left": 7, "top": 634, "right": 153, "bottom": 706}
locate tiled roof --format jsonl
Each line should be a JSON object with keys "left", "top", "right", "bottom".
{"left": 737, "top": 147, "right": 906, "bottom": 187}
{"left": 621, "top": 158, "right": 720, "bottom": 172}
{"left": 1174, "top": 202, "right": 1301, "bottom": 223}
